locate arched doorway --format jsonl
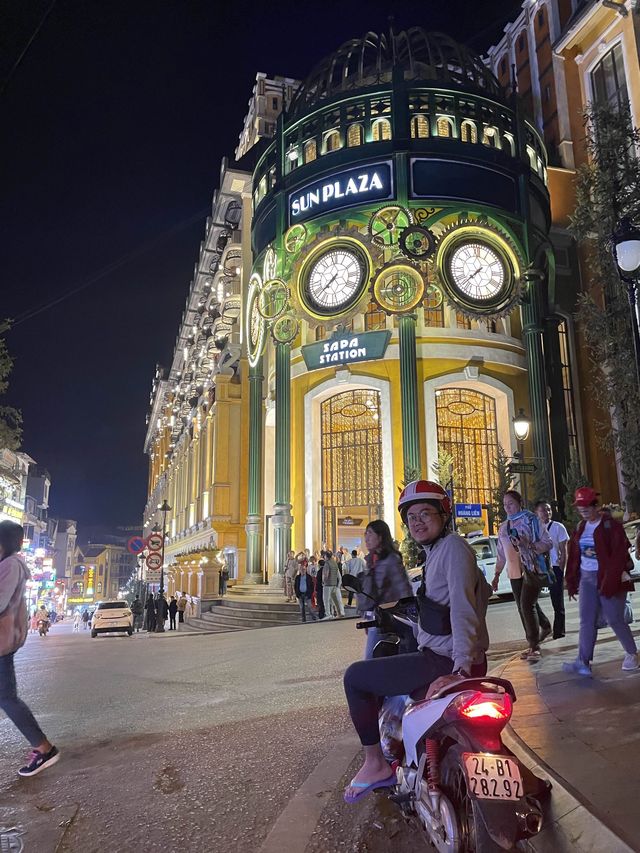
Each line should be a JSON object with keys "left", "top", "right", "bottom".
{"left": 320, "top": 389, "right": 383, "bottom": 551}
{"left": 435, "top": 387, "right": 499, "bottom": 506}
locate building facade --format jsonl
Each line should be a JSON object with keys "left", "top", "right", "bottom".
{"left": 486, "top": 0, "right": 640, "bottom": 505}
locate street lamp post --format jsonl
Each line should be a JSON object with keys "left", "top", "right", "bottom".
{"left": 154, "top": 500, "right": 172, "bottom": 633}
{"left": 612, "top": 217, "right": 640, "bottom": 392}
{"left": 513, "top": 408, "right": 531, "bottom": 506}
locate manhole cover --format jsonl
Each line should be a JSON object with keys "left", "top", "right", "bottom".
{"left": 0, "top": 828, "right": 24, "bottom": 853}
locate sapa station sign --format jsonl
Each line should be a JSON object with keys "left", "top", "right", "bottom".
{"left": 288, "top": 162, "right": 393, "bottom": 224}
{"left": 302, "top": 329, "right": 391, "bottom": 371}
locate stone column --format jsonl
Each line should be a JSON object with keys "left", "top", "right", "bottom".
{"left": 398, "top": 313, "right": 422, "bottom": 475}
{"left": 270, "top": 342, "right": 292, "bottom": 589}
{"left": 245, "top": 360, "right": 265, "bottom": 583}
{"left": 522, "top": 277, "right": 553, "bottom": 497}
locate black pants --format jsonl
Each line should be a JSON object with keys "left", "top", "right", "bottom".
{"left": 178, "top": 611, "right": 184, "bottom": 623}
{"left": 548, "top": 566, "right": 565, "bottom": 638}
{"left": 510, "top": 577, "right": 550, "bottom": 650}
{"left": 347, "top": 591, "right": 355, "bottom": 606}
{"left": 316, "top": 582, "right": 325, "bottom": 619}
{"left": 169, "top": 614, "right": 176, "bottom": 630}
{"left": 344, "top": 648, "right": 487, "bottom": 746}
{"left": 146, "top": 613, "right": 156, "bottom": 631}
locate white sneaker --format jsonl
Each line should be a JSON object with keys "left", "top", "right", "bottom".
{"left": 622, "top": 653, "right": 640, "bottom": 672}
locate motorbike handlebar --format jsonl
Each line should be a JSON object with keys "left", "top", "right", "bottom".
{"left": 355, "top": 620, "right": 377, "bottom": 630}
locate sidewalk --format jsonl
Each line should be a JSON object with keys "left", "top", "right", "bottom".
{"left": 495, "top": 628, "right": 640, "bottom": 852}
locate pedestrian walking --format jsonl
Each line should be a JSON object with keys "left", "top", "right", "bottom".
{"left": 30, "top": 610, "right": 38, "bottom": 634}
{"left": 321, "top": 550, "right": 344, "bottom": 619}
{"left": 145, "top": 593, "right": 156, "bottom": 632}
{"left": 177, "top": 593, "right": 187, "bottom": 626}
{"left": 0, "top": 520, "right": 60, "bottom": 777}
{"left": 294, "top": 563, "right": 316, "bottom": 622}
{"left": 316, "top": 559, "right": 326, "bottom": 619}
{"left": 73, "top": 610, "right": 81, "bottom": 632}
{"left": 168, "top": 596, "right": 178, "bottom": 630}
{"left": 81, "top": 609, "right": 90, "bottom": 630}
{"left": 564, "top": 487, "right": 638, "bottom": 676}
{"left": 284, "top": 551, "right": 297, "bottom": 602}
{"left": 535, "top": 500, "right": 569, "bottom": 638}
{"left": 344, "top": 549, "right": 366, "bottom": 606}
{"left": 492, "top": 490, "right": 553, "bottom": 662}
{"left": 358, "top": 520, "right": 413, "bottom": 659}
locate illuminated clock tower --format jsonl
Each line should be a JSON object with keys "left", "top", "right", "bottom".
{"left": 244, "top": 28, "right": 554, "bottom": 582}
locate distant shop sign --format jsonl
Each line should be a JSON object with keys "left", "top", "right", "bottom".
{"left": 1, "top": 503, "right": 23, "bottom": 521}
{"left": 302, "top": 330, "right": 391, "bottom": 372}
{"left": 288, "top": 161, "right": 393, "bottom": 224}
{"left": 455, "top": 503, "right": 483, "bottom": 518}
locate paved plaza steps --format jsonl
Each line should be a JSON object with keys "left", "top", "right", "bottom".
{"left": 198, "top": 590, "right": 305, "bottom": 630}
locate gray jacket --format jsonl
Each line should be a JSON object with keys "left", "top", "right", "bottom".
{"left": 357, "top": 551, "right": 412, "bottom": 613}
{"left": 415, "top": 532, "right": 490, "bottom": 674}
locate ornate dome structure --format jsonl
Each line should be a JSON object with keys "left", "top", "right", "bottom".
{"left": 289, "top": 28, "right": 504, "bottom": 117}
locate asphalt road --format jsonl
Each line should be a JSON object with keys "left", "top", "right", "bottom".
{"left": 0, "top": 597, "right": 552, "bottom": 853}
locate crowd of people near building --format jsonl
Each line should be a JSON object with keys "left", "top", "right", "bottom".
{"left": 283, "top": 546, "right": 370, "bottom": 622}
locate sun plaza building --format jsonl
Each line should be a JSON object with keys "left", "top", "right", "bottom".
{"left": 144, "top": 28, "right": 590, "bottom": 595}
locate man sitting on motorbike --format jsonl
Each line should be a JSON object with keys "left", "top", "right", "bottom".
{"left": 37, "top": 605, "right": 50, "bottom": 628}
{"left": 343, "top": 480, "right": 490, "bottom": 803}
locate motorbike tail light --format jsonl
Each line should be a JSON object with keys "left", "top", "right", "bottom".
{"left": 445, "top": 691, "right": 513, "bottom": 729}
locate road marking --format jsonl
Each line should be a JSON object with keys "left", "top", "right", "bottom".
{"left": 258, "top": 732, "right": 360, "bottom": 853}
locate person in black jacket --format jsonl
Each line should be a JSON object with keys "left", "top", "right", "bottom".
{"left": 168, "top": 597, "right": 178, "bottom": 630}
{"left": 131, "top": 596, "right": 144, "bottom": 632}
{"left": 316, "top": 559, "right": 325, "bottom": 620}
{"left": 145, "top": 594, "right": 156, "bottom": 632}
{"left": 294, "top": 563, "right": 316, "bottom": 622}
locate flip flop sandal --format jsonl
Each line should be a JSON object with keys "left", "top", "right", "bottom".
{"left": 343, "top": 772, "right": 397, "bottom": 804}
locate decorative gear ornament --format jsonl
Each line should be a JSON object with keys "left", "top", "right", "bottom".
{"left": 433, "top": 220, "right": 525, "bottom": 319}
{"left": 368, "top": 206, "right": 413, "bottom": 248}
{"left": 371, "top": 260, "right": 426, "bottom": 314}
{"left": 271, "top": 313, "right": 300, "bottom": 344}
{"left": 246, "top": 273, "right": 266, "bottom": 367}
{"left": 262, "top": 246, "right": 278, "bottom": 281}
{"left": 257, "top": 279, "right": 289, "bottom": 320}
{"left": 399, "top": 225, "right": 437, "bottom": 260}
{"left": 284, "top": 222, "right": 308, "bottom": 254}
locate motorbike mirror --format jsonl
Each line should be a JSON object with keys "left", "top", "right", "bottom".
{"left": 341, "top": 573, "right": 361, "bottom": 594}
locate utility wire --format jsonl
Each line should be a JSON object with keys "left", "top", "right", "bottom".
{"left": 9, "top": 206, "right": 210, "bottom": 328}
{"left": 0, "top": 0, "right": 57, "bottom": 99}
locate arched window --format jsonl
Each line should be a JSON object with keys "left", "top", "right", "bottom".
{"left": 502, "top": 132, "right": 516, "bottom": 157}
{"left": 461, "top": 121, "right": 478, "bottom": 143}
{"left": 97, "top": 582, "right": 103, "bottom": 595}
{"left": 304, "top": 139, "right": 317, "bottom": 163}
{"left": 347, "top": 123, "right": 364, "bottom": 147}
{"left": 423, "top": 285, "right": 445, "bottom": 328}
{"left": 435, "top": 388, "right": 500, "bottom": 506}
{"left": 323, "top": 130, "right": 341, "bottom": 153}
{"left": 436, "top": 117, "right": 453, "bottom": 138}
{"left": 482, "top": 126, "right": 499, "bottom": 148}
{"left": 410, "top": 114, "right": 430, "bottom": 139}
{"left": 372, "top": 119, "right": 392, "bottom": 141}
{"left": 364, "top": 300, "right": 386, "bottom": 331}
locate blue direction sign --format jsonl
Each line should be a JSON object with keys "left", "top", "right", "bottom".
{"left": 455, "top": 503, "right": 483, "bottom": 518}
{"left": 127, "top": 536, "right": 146, "bottom": 555}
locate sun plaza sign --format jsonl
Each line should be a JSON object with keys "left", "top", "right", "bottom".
{"left": 288, "top": 161, "right": 393, "bottom": 224}
{"left": 302, "top": 329, "right": 391, "bottom": 371}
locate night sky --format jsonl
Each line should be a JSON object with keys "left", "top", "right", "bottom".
{"left": 0, "top": 0, "right": 521, "bottom": 532}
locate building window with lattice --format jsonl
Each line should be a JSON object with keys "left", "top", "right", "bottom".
{"left": 456, "top": 312, "right": 471, "bottom": 330}
{"left": 347, "top": 123, "right": 364, "bottom": 147}
{"left": 461, "top": 120, "right": 477, "bottom": 143}
{"left": 364, "top": 300, "right": 387, "bottom": 331}
{"left": 304, "top": 139, "right": 317, "bottom": 163}
{"left": 436, "top": 117, "right": 453, "bottom": 138}
{"left": 323, "top": 130, "right": 341, "bottom": 153}
{"left": 372, "top": 119, "right": 392, "bottom": 141}
{"left": 410, "top": 115, "right": 429, "bottom": 138}
{"left": 423, "top": 286, "right": 445, "bottom": 328}
{"left": 435, "top": 388, "right": 499, "bottom": 506}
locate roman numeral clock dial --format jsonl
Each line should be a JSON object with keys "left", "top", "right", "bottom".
{"left": 450, "top": 242, "right": 505, "bottom": 300}
{"left": 299, "top": 243, "right": 369, "bottom": 318}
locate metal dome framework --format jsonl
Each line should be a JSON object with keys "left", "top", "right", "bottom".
{"left": 289, "top": 28, "right": 504, "bottom": 117}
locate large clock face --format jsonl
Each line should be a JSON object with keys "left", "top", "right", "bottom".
{"left": 449, "top": 242, "right": 506, "bottom": 300}
{"left": 304, "top": 247, "right": 366, "bottom": 315}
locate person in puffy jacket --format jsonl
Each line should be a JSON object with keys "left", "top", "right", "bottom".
{"left": 563, "top": 487, "right": 638, "bottom": 676}
{"left": 357, "top": 519, "right": 413, "bottom": 659}
{"left": 0, "top": 521, "right": 60, "bottom": 777}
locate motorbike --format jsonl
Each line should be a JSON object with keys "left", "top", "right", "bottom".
{"left": 37, "top": 618, "right": 50, "bottom": 637}
{"left": 343, "top": 573, "right": 544, "bottom": 853}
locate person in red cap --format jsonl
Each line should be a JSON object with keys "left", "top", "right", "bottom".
{"left": 563, "top": 487, "right": 638, "bottom": 676}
